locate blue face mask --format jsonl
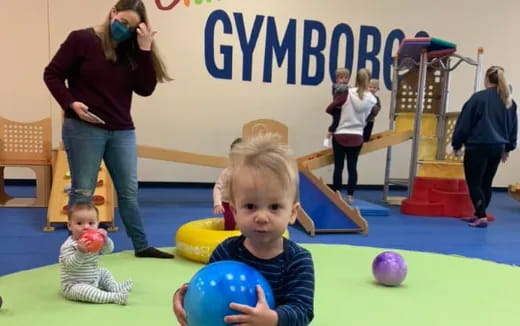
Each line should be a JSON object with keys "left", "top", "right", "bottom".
{"left": 110, "top": 19, "right": 133, "bottom": 42}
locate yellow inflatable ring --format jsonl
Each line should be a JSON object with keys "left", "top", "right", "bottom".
{"left": 175, "top": 217, "right": 290, "bottom": 263}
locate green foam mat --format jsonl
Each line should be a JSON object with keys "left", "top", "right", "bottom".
{"left": 0, "top": 245, "right": 518, "bottom": 325}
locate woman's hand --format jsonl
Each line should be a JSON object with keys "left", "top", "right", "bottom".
{"left": 136, "top": 23, "right": 157, "bottom": 51}
{"left": 453, "top": 149, "right": 463, "bottom": 157}
{"left": 70, "top": 102, "right": 100, "bottom": 124}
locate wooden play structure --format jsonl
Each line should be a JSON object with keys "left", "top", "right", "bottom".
{"left": 296, "top": 130, "right": 413, "bottom": 170}
{"left": 0, "top": 117, "right": 52, "bottom": 207}
{"left": 384, "top": 37, "right": 487, "bottom": 217}
{"left": 44, "top": 150, "right": 117, "bottom": 231}
{"left": 510, "top": 183, "right": 520, "bottom": 202}
{"left": 296, "top": 129, "right": 413, "bottom": 235}
{"left": 242, "top": 119, "right": 289, "bottom": 144}
{"left": 44, "top": 142, "right": 229, "bottom": 232}
{"left": 297, "top": 164, "right": 367, "bottom": 236}
{"left": 135, "top": 120, "right": 291, "bottom": 167}
{"left": 44, "top": 135, "right": 230, "bottom": 231}
{"left": 137, "top": 146, "right": 227, "bottom": 168}
{"left": 384, "top": 38, "right": 482, "bottom": 196}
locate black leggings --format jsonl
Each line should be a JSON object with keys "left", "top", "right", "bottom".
{"left": 332, "top": 137, "right": 362, "bottom": 195}
{"left": 463, "top": 145, "right": 503, "bottom": 218}
{"left": 363, "top": 121, "right": 375, "bottom": 142}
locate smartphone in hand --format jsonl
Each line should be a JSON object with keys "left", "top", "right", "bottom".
{"left": 86, "top": 111, "right": 106, "bottom": 124}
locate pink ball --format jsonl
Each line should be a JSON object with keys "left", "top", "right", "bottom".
{"left": 81, "top": 230, "right": 105, "bottom": 253}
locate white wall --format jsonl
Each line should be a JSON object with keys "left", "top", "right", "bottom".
{"left": 2, "top": 0, "right": 518, "bottom": 186}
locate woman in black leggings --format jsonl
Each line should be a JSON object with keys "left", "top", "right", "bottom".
{"left": 452, "top": 66, "right": 518, "bottom": 227}
{"left": 326, "top": 69, "right": 377, "bottom": 203}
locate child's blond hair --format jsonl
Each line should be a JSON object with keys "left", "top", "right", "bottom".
{"left": 356, "top": 69, "right": 371, "bottom": 99}
{"left": 335, "top": 68, "right": 350, "bottom": 79}
{"left": 229, "top": 133, "right": 299, "bottom": 202}
{"left": 369, "top": 79, "right": 380, "bottom": 89}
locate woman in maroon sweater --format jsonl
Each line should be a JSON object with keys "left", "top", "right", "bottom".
{"left": 44, "top": 0, "right": 173, "bottom": 258}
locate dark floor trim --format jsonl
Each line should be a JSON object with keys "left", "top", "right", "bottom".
{"left": 4, "top": 179, "right": 510, "bottom": 192}
{"left": 5, "top": 179, "right": 38, "bottom": 186}
{"left": 139, "top": 182, "right": 215, "bottom": 188}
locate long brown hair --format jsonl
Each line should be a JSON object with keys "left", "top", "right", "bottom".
{"left": 355, "top": 68, "right": 371, "bottom": 99}
{"left": 96, "top": 0, "right": 172, "bottom": 82}
{"left": 486, "top": 66, "right": 512, "bottom": 108}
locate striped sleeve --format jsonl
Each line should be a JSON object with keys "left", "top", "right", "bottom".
{"left": 59, "top": 241, "right": 90, "bottom": 269}
{"left": 100, "top": 237, "right": 114, "bottom": 255}
{"left": 276, "top": 249, "right": 315, "bottom": 326}
{"left": 209, "top": 238, "right": 234, "bottom": 263}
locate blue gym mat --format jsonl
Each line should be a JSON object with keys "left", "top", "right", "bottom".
{"left": 351, "top": 198, "right": 389, "bottom": 216}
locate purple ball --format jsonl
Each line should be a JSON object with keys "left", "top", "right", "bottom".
{"left": 372, "top": 251, "right": 407, "bottom": 286}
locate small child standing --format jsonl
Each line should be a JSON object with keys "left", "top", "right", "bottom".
{"left": 213, "top": 137, "right": 242, "bottom": 230}
{"left": 59, "top": 202, "right": 132, "bottom": 305}
{"left": 174, "top": 134, "right": 315, "bottom": 326}
{"left": 363, "top": 79, "right": 382, "bottom": 142}
{"left": 325, "top": 68, "right": 350, "bottom": 147}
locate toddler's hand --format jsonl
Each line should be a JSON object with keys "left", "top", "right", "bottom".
{"left": 76, "top": 238, "right": 90, "bottom": 253}
{"left": 225, "top": 285, "right": 278, "bottom": 326}
{"left": 96, "top": 228, "right": 108, "bottom": 239}
{"left": 173, "top": 284, "right": 189, "bottom": 326}
{"left": 213, "top": 204, "right": 224, "bottom": 215}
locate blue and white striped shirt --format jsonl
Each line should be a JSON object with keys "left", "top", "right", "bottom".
{"left": 210, "top": 236, "right": 315, "bottom": 326}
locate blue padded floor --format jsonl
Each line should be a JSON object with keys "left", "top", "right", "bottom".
{"left": 1, "top": 185, "right": 519, "bottom": 276}
{"left": 351, "top": 198, "right": 389, "bottom": 216}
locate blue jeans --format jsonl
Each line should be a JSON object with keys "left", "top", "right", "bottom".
{"left": 62, "top": 118, "right": 148, "bottom": 251}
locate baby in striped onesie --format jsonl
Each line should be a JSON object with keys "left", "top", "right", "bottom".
{"left": 59, "top": 202, "right": 132, "bottom": 305}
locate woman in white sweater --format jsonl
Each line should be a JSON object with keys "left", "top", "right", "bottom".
{"left": 326, "top": 69, "right": 377, "bottom": 203}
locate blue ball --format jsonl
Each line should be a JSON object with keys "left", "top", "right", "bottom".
{"left": 184, "top": 261, "right": 275, "bottom": 326}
